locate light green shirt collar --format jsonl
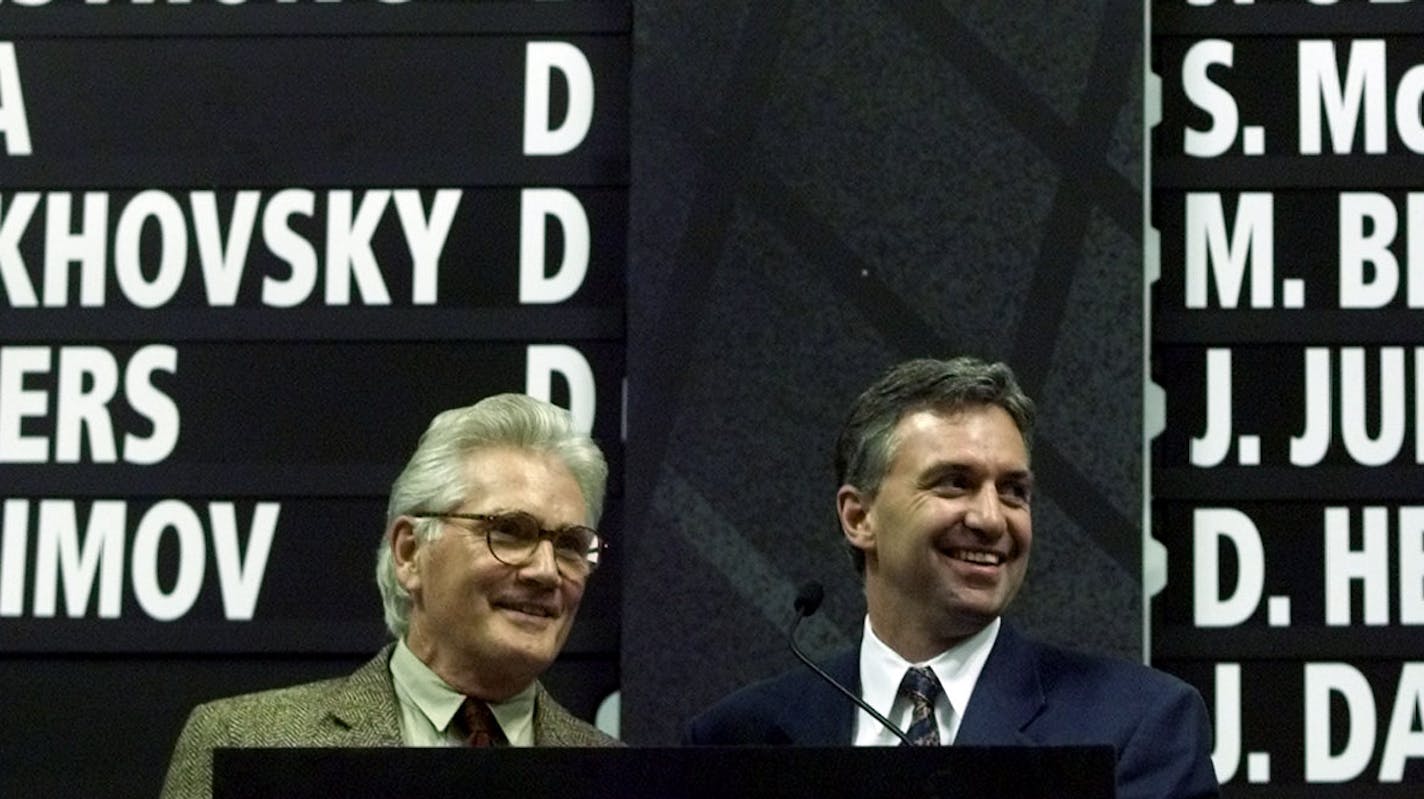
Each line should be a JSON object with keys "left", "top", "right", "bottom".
{"left": 389, "top": 638, "right": 537, "bottom": 746}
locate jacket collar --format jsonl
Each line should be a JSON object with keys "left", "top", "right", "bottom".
{"left": 327, "top": 644, "right": 582, "bottom": 746}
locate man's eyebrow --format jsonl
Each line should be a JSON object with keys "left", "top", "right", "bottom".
{"left": 1004, "top": 468, "right": 1035, "bottom": 483}
{"left": 916, "top": 461, "right": 972, "bottom": 486}
{"left": 917, "top": 462, "right": 1034, "bottom": 486}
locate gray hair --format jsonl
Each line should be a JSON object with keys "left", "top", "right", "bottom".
{"left": 375, "top": 393, "right": 608, "bottom": 638}
{"left": 835, "top": 356, "right": 1035, "bottom": 574}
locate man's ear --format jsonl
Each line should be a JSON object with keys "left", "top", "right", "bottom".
{"left": 837, "top": 484, "right": 874, "bottom": 555}
{"left": 389, "top": 517, "right": 423, "bottom": 593}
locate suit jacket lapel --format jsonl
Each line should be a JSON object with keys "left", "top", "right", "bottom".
{"left": 324, "top": 645, "right": 404, "bottom": 746}
{"left": 531, "top": 682, "right": 582, "bottom": 745}
{"left": 954, "top": 623, "right": 1045, "bottom": 746}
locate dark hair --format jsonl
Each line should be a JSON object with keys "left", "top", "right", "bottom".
{"left": 835, "top": 356, "right": 1035, "bottom": 574}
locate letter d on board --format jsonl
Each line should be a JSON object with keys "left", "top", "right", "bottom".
{"left": 523, "top": 41, "right": 594, "bottom": 156}
{"left": 520, "top": 188, "right": 589, "bottom": 304}
{"left": 1193, "top": 507, "right": 1265, "bottom": 626}
{"left": 1305, "top": 663, "right": 1376, "bottom": 782}
{"left": 526, "top": 344, "right": 595, "bottom": 435}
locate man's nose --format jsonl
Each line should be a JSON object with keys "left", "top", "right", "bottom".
{"left": 518, "top": 539, "right": 561, "bottom": 585}
{"left": 964, "top": 486, "right": 1007, "bottom": 536}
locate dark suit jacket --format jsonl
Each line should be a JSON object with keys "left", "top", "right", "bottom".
{"left": 684, "top": 623, "right": 1218, "bottom": 799}
{"left": 160, "top": 645, "right": 619, "bottom": 799}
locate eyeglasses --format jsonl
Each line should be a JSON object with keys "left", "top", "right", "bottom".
{"left": 411, "top": 511, "right": 604, "bottom": 575}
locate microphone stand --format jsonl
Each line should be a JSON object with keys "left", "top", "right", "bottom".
{"left": 787, "top": 582, "right": 915, "bottom": 747}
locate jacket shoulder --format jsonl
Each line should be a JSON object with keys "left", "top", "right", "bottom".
{"left": 1028, "top": 637, "right": 1201, "bottom": 709}
{"left": 683, "top": 652, "right": 854, "bottom": 745}
{"left": 187, "top": 675, "right": 348, "bottom": 741}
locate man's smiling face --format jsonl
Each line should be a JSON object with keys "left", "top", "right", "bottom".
{"left": 841, "top": 404, "right": 1033, "bottom": 661}
{"left": 396, "top": 446, "right": 589, "bottom": 699}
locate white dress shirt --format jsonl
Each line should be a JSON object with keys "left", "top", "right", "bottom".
{"left": 853, "top": 616, "right": 1000, "bottom": 746}
{"left": 388, "top": 638, "right": 537, "bottom": 746}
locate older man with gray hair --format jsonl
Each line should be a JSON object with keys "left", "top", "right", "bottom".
{"left": 161, "top": 393, "right": 618, "bottom": 799}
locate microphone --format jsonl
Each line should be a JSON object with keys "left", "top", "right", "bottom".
{"left": 787, "top": 581, "right": 914, "bottom": 746}
{"left": 794, "top": 580, "right": 824, "bottom": 616}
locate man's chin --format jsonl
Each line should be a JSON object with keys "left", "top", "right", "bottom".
{"left": 946, "top": 578, "right": 1022, "bottom": 620}
{"left": 489, "top": 627, "right": 568, "bottom": 668}
{"left": 939, "top": 601, "right": 1001, "bottom": 635}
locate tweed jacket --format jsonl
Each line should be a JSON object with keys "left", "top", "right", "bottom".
{"left": 160, "top": 645, "right": 619, "bottom": 799}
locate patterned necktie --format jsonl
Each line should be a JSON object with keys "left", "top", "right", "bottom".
{"left": 459, "top": 697, "right": 509, "bottom": 747}
{"left": 898, "top": 666, "right": 943, "bottom": 747}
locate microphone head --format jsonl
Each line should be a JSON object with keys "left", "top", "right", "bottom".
{"left": 793, "top": 581, "right": 824, "bottom": 617}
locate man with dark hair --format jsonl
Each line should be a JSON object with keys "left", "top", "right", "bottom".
{"left": 161, "top": 394, "right": 619, "bottom": 799}
{"left": 684, "top": 356, "right": 1219, "bottom": 799}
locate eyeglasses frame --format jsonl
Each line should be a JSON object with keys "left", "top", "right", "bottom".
{"left": 409, "top": 510, "right": 606, "bottom": 574}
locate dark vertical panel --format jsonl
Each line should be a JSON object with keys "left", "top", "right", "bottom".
{"left": 625, "top": 0, "right": 1144, "bottom": 745}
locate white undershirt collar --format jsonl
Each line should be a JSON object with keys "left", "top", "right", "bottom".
{"left": 854, "top": 616, "right": 1000, "bottom": 746}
